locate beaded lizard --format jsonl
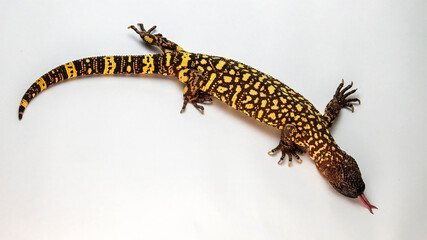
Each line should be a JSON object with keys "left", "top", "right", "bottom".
{"left": 18, "top": 23, "right": 377, "bottom": 213}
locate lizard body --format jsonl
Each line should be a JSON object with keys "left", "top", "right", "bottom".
{"left": 18, "top": 24, "right": 377, "bottom": 213}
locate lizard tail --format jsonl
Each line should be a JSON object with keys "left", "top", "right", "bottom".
{"left": 18, "top": 54, "right": 165, "bottom": 120}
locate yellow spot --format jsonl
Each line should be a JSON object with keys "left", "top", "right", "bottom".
{"left": 36, "top": 78, "right": 47, "bottom": 91}
{"left": 261, "top": 100, "right": 267, "bottom": 107}
{"left": 201, "top": 73, "right": 217, "bottom": 91}
{"left": 242, "top": 96, "right": 252, "bottom": 103}
{"left": 88, "top": 68, "right": 93, "bottom": 74}
{"left": 301, "top": 117, "right": 307, "bottom": 122}
{"left": 166, "top": 53, "right": 172, "bottom": 67}
{"left": 280, "top": 97, "right": 287, "bottom": 104}
{"left": 314, "top": 133, "right": 318, "bottom": 139}
{"left": 244, "top": 84, "right": 250, "bottom": 89}
{"left": 268, "top": 85, "right": 275, "bottom": 94}
{"left": 257, "top": 110, "right": 264, "bottom": 119}
{"left": 242, "top": 73, "right": 251, "bottom": 81}
{"left": 254, "top": 97, "right": 259, "bottom": 103}
{"left": 254, "top": 82, "right": 261, "bottom": 89}
{"left": 217, "top": 86, "right": 228, "bottom": 93}
{"left": 176, "top": 46, "right": 184, "bottom": 52}
{"left": 238, "top": 63, "right": 244, "bottom": 68}
{"left": 295, "top": 104, "right": 303, "bottom": 111}
{"left": 304, "top": 124, "right": 311, "bottom": 130}
{"left": 103, "top": 56, "right": 117, "bottom": 75}
{"left": 20, "top": 99, "right": 28, "bottom": 108}
{"left": 178, "top": 69, "right": 190, "bottom": 83}
{"left": 281, "top": 118, "right": 287, "bottom": 124}
{"left": 143, "top": 35, "right": 154, "bottom": 43}
{"left": 229, "top": 69, "right": 235, "bottom": 75}
{"left": 207, "top": 66, "right": 212, "bottom": 71}
{"left": 85, "top": 59, "right": 90, "bottom": 63}
{"left": 200, "top": 59, "right": 207, "bottom": 65}
{"left": 197, "top": 66, "right": 204, "bottom": 72}
{"left": 216, "top": 60, "right": 226, "bottom": 70}
{"left": 249, "top": 89, "right": 257, "bottom": 95}
{"left": 260, "top": 93, "right": 267, "bottom": 97}
{"left": 178, "top": 52, "right": 191, "bottom": 69}
{"left": 297, "top": 122, "right": 302, "bottom": 126}
{"left": 245, "top": 104, "right": 254, "bottom": 109}
{"left": 268, "top": 113, "right": 276, "bottom": 120}
{"left": 64, "top": 62, "right": 77, "bottom": 78}
{"left": 142, "top": 55, "right": 155, "bottom": 73}
{"left": 128, "top": 56, "right": 132, "bottom": 62}
{"left": 231, "top": 85, "right": 241, "bottom": 109}
{"left": 317, "top": 124, "right": 323, "bottom": 130}
{"left": 224, "top": 76, "right": 232, "bottom": 82}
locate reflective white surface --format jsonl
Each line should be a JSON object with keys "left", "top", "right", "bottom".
{"left": 1, "top": 0, "right": 426, "bottom": 239}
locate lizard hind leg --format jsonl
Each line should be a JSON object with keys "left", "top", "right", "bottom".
{"left": 178, "top": 69, "right": 212, "bottom": 114}
{"left": 128, "top": 23, "right": 186, "bottom": 53}
{"left": 268, "top": 124, "right": 307, "bottom": 167}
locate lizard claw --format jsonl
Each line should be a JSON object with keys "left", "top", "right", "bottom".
{"left": 268, "top": 143, "right": 304, "bottom": 167}
{"left": 128, "top": 23, "right": 158, "bottom": 44}
{"left": 137, "top": 23, "right": 157, "bottom": 34}
{"left": 334, "top": 79, "right": 360, "bottom": 113}
{"left": 180, "top": 91, "right": 210, "bottom": 114}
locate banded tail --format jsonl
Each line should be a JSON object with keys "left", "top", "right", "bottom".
{"left": 18, "top": 54, "right": 165, "bottom": 120}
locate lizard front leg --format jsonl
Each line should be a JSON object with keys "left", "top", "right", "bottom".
{"left": 128, "top": 23, "right": 186, "bottom": 53}
{"left": 178, "top": 69, "right": 212, "bottom": 114}
{"left": 268, "top": 124, "right": 307, "bottom": 167}
{"left": 323, "top": 80, "right": 360, "bottom": 129}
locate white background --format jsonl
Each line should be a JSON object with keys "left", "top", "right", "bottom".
{"left": 1, "top": 0, "right": 426, "bottom": 239}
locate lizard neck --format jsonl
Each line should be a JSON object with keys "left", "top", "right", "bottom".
{"left": 305, "top": 129, "right": 343, "bottom": 169}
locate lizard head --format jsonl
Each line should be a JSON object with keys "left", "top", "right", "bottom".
{"left": 317, "top": 151, "right": 377, "bottom": 213}
{"left": 323, "top": 153, "right": 365, "bottom": 198}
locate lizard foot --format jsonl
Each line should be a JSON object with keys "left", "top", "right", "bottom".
{"left": 333, "top": 79, "right": 361, "bottom": 112}
{"left": 268, "top": 142, "right": 305, "bottom": 167}
{"left": 268, "top": 124, "right": 307, "bottom": 167}
{"left": 180, "top": 91, "right": 212, "bottom": 114}
{"left": 128, "top": 23, "right": 158, "bottom": 44}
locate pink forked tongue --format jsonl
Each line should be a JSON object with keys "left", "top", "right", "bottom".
{"left": 358, "top": 193, "right": 378, "bottom": 214}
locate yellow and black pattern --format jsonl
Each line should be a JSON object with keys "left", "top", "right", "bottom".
{"left": 19, "top": 24, "right": 375, "bottom": 211}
